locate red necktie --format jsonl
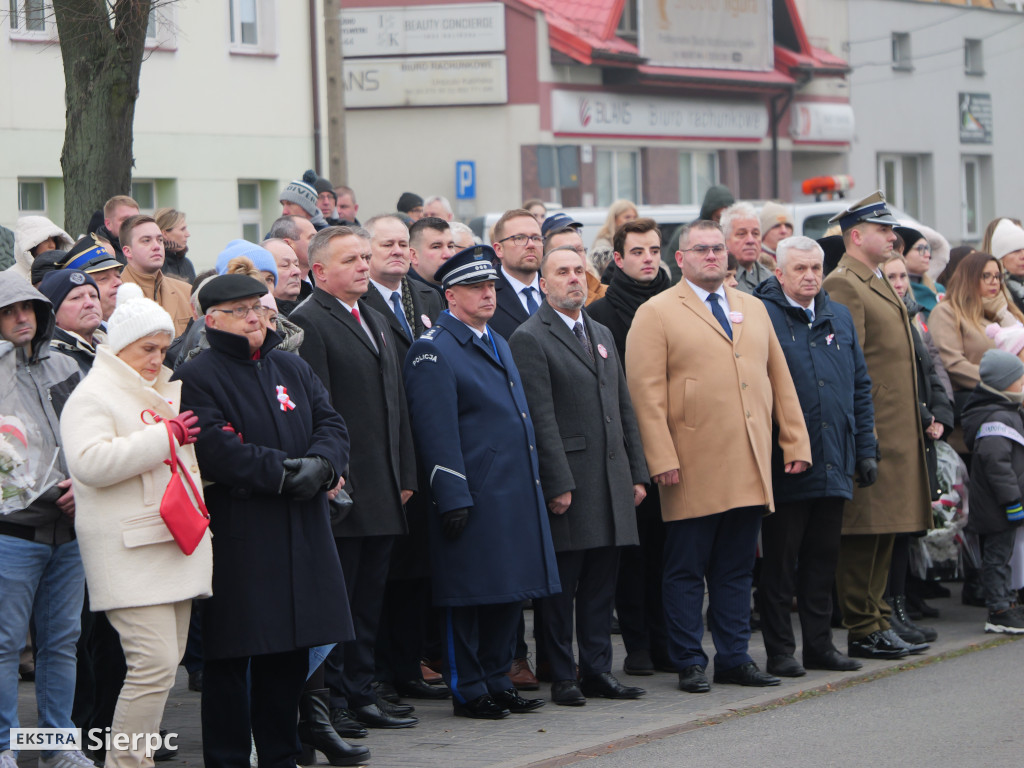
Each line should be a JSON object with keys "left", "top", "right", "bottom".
{"left": 351, "top": 307, "right": 361, "bottom": 325}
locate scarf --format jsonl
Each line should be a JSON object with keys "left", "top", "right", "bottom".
{"left": 604, "top": 264, "right": 671, "bottom": 328}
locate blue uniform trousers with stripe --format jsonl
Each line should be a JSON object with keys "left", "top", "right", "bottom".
{"left": 443, "top": 602, "right": 521, "bottom": 703}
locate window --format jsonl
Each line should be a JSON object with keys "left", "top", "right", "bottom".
{"left": 617, "top": 0, "right": 637, "bottom": 37}
{"left": 228, "top": 0, "right": 277, "bottom": 55}
{"left": 596, "top": 148, "right": 640, "bottom": 208}
{"left": 144, "top": 4, "right": 177, "bottom": 50}
{"left": 131, "top": 180, "right": 156, "bottom": 213}
{"left": 892, "top": 32, "right": 912, "bottom": 71}
{"left": 17, "top": 179, "right": 46, "bottom": 214}
{"left": 965, "top": 39, "right": 984, "bottom": 76}
{"left": 877, "top": 153, "right": 922, "bottom": 219}
{"left": 238, "top": 181, "right": 262, "bottom": 242}
{"left": 9, "top": 0, "right": 56, "bottom": 39}
{"left": 678, "top": 151, "right": 718, "bottom": 206}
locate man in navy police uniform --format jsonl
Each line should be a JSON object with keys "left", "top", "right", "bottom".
{"left": 402, "top": 246, "right": 561, "bottom": 720}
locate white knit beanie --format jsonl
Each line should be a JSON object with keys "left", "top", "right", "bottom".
{"left": 106, "top": 283, "right": 176, "bottom": 353}
{"left": 992, "top": 219, "right": 1024, "bottom": 261}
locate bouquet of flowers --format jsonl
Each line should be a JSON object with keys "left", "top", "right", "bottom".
{"left": 0, "top": 415, "right": 35, "bottom": 510}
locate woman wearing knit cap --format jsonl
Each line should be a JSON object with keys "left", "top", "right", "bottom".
{"left": 989, "top": 218, "right": 1024, "bottom": 314}
{"left": 59, "top": 283, "right": 212, "bottom": 768}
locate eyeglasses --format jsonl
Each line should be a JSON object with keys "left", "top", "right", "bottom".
{"left": 211, "top": 304, "right": 270, "bottom": 319}
{"left": 912, "top": 244, "right": 931, "bottom": 253}
{"left": 682, "top": 244, "right": 727, "bottom": 256}
{"left": 981, "top": 272, "right": 1003, "bottom": 283}
{"left": 499, "top": 233, "right": 544, "bottom": 247}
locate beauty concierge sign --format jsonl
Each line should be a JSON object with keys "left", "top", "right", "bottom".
{"left": 639, "top": 0, "right": 774, "bottom": 71}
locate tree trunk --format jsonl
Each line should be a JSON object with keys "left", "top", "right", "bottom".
{"left": 54, "top": 0, "right": 152, "bottom": 236}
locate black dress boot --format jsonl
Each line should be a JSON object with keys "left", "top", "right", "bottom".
{"left": 892, "top": 595, "right": 937, "bottom": 642}
{"left": 885, "top": 598, "right": 928, "bottom": 645}
{"left": 298, "top": 688, "right": 371, "bottom": 766}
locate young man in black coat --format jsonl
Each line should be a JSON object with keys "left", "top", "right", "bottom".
{"left": 174, "top": 273, "right": 360, "bottom": 768}
{"left": 289, "top": 226, "right": 420, "bottom": 733}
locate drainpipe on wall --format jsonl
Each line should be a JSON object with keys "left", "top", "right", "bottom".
{"left": 309, "top": 0, "right": 323, "bottom": 173}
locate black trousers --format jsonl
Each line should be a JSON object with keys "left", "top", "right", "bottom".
{"left": 537, "top": 546, "right": 619, "bottom": 681}
{"left": 759, "top": 497, "right": 844, "bottom": 658}
{"left": 615, "top": 488, "right": 667, "bottom": 661}
{"left": 326, "top": 535, "right": 394, "bottom": 708}
{"left": 201, "top": 649, "right": 307, "bottom": 768}
{"left": 375, "top": 576, "right": 432, "bottom": 682}
{"left": 443, "top": 601, "right": 521, "bottom": 704}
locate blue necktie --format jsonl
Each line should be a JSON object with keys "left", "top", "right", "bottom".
{"left": 804, "top": 308, "right": 814, "bottom": 324}
{"left": 707, "top": 293, "right": 733, "bottom": 340}
{"left": 523, "top": 286, "right": 540, "bottom": 315}
{"left": 390, "top": 291, "right": 413, "bottom": 340}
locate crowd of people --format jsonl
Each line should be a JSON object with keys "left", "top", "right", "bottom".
{"left": 2, "top": 173, "right": 1024, "bottom": 768}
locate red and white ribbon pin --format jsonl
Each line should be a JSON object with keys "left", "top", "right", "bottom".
{"left": 276, "top": 385, "right": 296, "bottom": 412}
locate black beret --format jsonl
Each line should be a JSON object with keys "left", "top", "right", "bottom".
{"left": 198, "top": 273, "right": 268, "bottom": 312}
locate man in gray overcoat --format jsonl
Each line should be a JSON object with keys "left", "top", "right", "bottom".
{"left": 509, "top": 246, "right": 650, "bottom": 706}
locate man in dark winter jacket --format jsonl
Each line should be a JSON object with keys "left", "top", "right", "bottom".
{"left": 96, "top": 195, "right": 140, "bottom": 264}
{"left": 754, "top": 236, "right": 878, "bottom": 677}
{"left": 0, "top": 272, "right": 86, "bottom": 766}
{"left": 174, "top": 273, "right": 359, "bottom": 768}
{"left": 38, "top": 270, "right": 104, "bottom": 375}
{"left": 962, "top": 349, "right": 1024, "bottom": 634}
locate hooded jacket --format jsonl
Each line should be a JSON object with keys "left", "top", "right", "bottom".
{"left": 755, "top": 276, "right": 876, "bottom": 502}
{"left": 10, "top": 216, "right": 74, "bottom": 282}
{"left": 963, "top": 385, "right": 1024, "bottom": 535}
{"left": 0, "top": 273, "right": 81, "bottom": 544}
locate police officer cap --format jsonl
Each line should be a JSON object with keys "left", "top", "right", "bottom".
{"left": 435, "top": 246, "right": 499, "bottom": 290}
{"left": 541, "top": 212, "right": 583, "bottom": 239}
{"left": 61, "top": 238, "right": 122, "bottom": 274}
{"left": 827, "top": 190, "right": 900, "bottom": 232}
{"left": 198, "top": 273, "right": 268, "bottom": 312}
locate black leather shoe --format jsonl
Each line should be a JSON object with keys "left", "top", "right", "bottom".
{"left": 329, "top": 709, "right": 368, "bottom": 739}
{"left": 350, "top": 702, "right": 418, "bottom": 729}
{"left": 492, "top": 687, "right": 545, "bottom": 713}
{"left": 848, "top": 630, "right": 909, "bottom": 660}
{"left": 580, "top": 671, "right": 645, "bottom": 699}
{"left": 713, "top": 661, "right": 780, "bottom": 687}
{"left": 375, "top": 693, "right": 415, "bottom": 716}
{"left": 551, "top": 680, "right": 586, "bottom": 706}
{"left": 678, "top": 665, "right": 710, "bottom": 693}
{"left": 623, "top": 650, "right": 655, "bottom": 676}
{"left": 453, "top": 694, "right": 509, "bottom": 719}
{"left": 766, "top": 654, "right": 806, "bottom": 678}
{"left": 803, "top": 647, "right": 862, "bottom": 672}
{"left": 881, "top": 627, "right": 928, "bottom": 655}
{"left": 395, "top": 678, "right": 452, "bottom": 699}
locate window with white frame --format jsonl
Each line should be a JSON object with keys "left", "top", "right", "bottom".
{"left": 229, "top": 0, "right": 276, "bottom": 54}
{"left": 18, "top": 179, "right": 46, "bottom": 214}
{"left": 131, "top": 180, "right": 157, "bottom": 214}
{"left": 960, "top": 156, "right": 994, "bottom": 242}
{"left": 877, "top": 153, "right": 922, "bottom": 220}
{"left": 678, "top": 151, "right": 718, "bottom": 206}
{"left": 9, "top": 0, "right": 57, "bottom": 40}
{"left": 238, "top": 181, "right": 262, "bottom": 242}
{"left": 596, "top": 148, "right": 640, "bottom": 208}
{"left": 617, "top": 0, "right": 637, "bottom": 37}
{"left": 892, "top": 32, "right": 912, "bottom": 71}
{"left": 145, "top": 3, "right": 177, "bottom": 50}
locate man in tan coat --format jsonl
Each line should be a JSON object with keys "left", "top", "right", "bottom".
{"left": 626, "top": 220, "right": 811, "bottom": 694}
{"left": 118, "top": 215, "right": 192, "bottom": 337}
{"left": 822, "top": 192, "right": 933, "bottom": 660}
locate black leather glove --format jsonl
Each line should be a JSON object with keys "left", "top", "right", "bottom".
{"left": 855, "top": 457, "right": 878, "bottom": 488}
{"left": 442, "top": 508, "right": 470, "bottom": 540}
{"left": 282, "top": 456, "right": 334, "bottom": 500}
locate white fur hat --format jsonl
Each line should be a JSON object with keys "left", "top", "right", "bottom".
{"left": 992, "top": 219, "right": 1024, "bottom": 261}
{"left": 106, "top": 283, "right": 175, "bottom": 354}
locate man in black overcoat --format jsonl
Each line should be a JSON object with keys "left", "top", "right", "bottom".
{"left": 289, "top": 226, "right": 419, "bottom": 732}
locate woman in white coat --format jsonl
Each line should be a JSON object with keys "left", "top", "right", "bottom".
{"left": 60, "top": 284, "right": 212, "bottom": 768}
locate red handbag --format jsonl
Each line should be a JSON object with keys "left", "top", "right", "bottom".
{"left": 152, "top": 416, "right": 209, "bottom": 555}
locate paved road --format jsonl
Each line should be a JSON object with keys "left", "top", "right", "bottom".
{"left": 579, "top": 640, "right": 1024, "bottom": 768}
{"left": 15, "top": 586, "right": 1018, "bottom": 767}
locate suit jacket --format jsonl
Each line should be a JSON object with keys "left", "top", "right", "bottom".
{"left": 823, "top": 254, "right": 932, "bottom": 534}
{"left": 361, "top": 277, "right": 444, "bottom": 359}
{"left": 402, "top": 312, "right": 560, "bottom": 606}
{"left": 490, "top": 268, "right": 543, "bottom": 340}
{"left": 509, "top": 303, "right": 647, "bottom": 552}
{"left": 626, "top": 281, "right": 811, "bottom": 522}
{"left": 290, "top": 287, "right": 416, "bottom": 538}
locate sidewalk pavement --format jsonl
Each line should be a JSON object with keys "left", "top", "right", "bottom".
{"left": 16, "top": 586, "right": 1015, "bottom": 768}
